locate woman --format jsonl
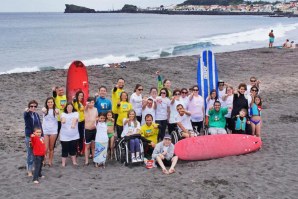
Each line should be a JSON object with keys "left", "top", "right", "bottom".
{"left": 130, "top": 84, "right": 143, "bottom": 123}
{"left": 60, "top": 103, "right": 79, "bottom": 167}
{"left": 41, "top": 97, "right": 59, "bottom": 166}
{"left": 222, "top": 86, "right": 234, "bottom": 133}
{"left": 24, "top": 100, "right": 42, "bottom": 176}
{"left": 155, "top": 88, "right": 170, "bottom": 140}
{"left": 116, "top": 92, "right": 133, "bottom": 138}
{"left": 180, "top": 88, "right": 189, "bottom": 109}
{"left": 231, "top": 83, "right": 249, "bottom": 133}
{"left": 156, "top": 71, "right": 172, "bottom": 97}
{"left": 121, "top": 109, "right": 142, "bottom": 163}
{"left": 73, "top": 91, "right": 85, "bottom": 155}
{"left": 168, "top": 89, "right": 185, "bottom": 134}
{"left": 149, "top": 87, "right": 158, "bottom": 101}
{"left": 188, "top": 85, "right": 204, "bottom": 133}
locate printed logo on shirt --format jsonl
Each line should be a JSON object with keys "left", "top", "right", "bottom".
{"left": 60, "top": 100, "right": 67, "bottom": 108}
{"left": 101, "top": 103, "right": 108, "bottom": 110}
{"left": 145, "top": 129, "right": 152, "bottom": 134}
{"left": 122, "top": 104, "right": 128, "bottom": 110}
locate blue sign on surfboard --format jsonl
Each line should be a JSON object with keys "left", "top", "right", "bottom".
{"left": 197, "top": 50, "right": 219, "bottom": 112}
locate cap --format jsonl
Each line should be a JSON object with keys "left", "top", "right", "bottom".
{"left": 164, "top": 134, "right": 172, "bottom": 139}
{"left": 218, "top": 80, "right": 224, "bottom": 83}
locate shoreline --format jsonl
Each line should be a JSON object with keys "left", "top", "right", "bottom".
{"left": 1, "top": 47, "right": 298, "bottom": 198}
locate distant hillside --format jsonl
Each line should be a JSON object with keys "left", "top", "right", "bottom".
{"left": 179, "top": 0, "right": 244, "bottom": 6}
{"left": 64, "top": 4, "right": 96, "bottom": 13}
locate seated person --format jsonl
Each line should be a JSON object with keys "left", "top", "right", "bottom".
{"left": 140, "top": 114, "right": 159, "bottom": 157}
{"left": 290, "top": 41, "right": 296, "bottom": 49}
{"left": 152, "top": 134, "right": 178, "bottom": 175}
{"left": 208, "top": 101, "right": 228, "bottom": 135}
{"left": 121, "top": 110, "right": 142, "bottom": 163}
{"left": 175, "top": 104, "right": 195, "bottom": 138}
{"left": 283, "top": 39, "right": 291, "bottom": 48}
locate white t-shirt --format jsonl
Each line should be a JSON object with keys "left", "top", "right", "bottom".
{"left": 121, "top": 119, "right": 141, "bottom": 137}
{"left": 141, "top": 106, "right": 156, "bottom": 125}
{"left": 95, "top": 122, "right": 108, "bottom": 143}
{"left": 130, "top": 93, "right": 143, "bottom": 116}
{"left": 188, "top": 95, "right": 204, "bottom": 122}
{"left": 169, "top": 99, "right": 185, "bottom": 124}
{"left": 246, "top": 85, "right": 261, "bottom": 95}
{"left": 155, "top": 97, "right": 170, "bottom": 121}
{"left": 42, "top": 109, "right": 58, "bottom": 135}
{"left": 218, "top": 88, "right": 226, "bottom": 99}
{"left": 60, "top": 112, "right": 79, "bottom": 141}
{"left": 221, "top": 95, "right": 233, "bottom": 118}
{"left": 175, "top": 114, "right": 193, "bottom": 132}
{"left": 181, "top": 97, "right": 189, "bottom": 110}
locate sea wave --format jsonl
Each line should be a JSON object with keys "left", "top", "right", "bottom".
{"left": 1, "top": 22, "right": 298, "bottom": 75}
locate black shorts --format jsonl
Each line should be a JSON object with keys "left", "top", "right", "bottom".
{"left": 85, "top": 129, "right": 96, "bottom": 144}
{"left": 157, "top": 158, "right": 172, "bottom": 167}
{"left": 61, "top": 140, "right": 77, "bottom": 157}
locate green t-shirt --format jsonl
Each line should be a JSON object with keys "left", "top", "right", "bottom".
{"left": 208, "top": 107, "right": 228, "bottom": 128}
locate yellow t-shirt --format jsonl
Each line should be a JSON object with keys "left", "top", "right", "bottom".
{"left": 140, "top": 123, "right": 159, "bottom": 144}
{"left": 111, "top": 88, "right": 124, "bottom": 114}
{"left": 73, "top": 101, "right": 85, "bottom": 122}
{"left": 54, "top": 95, "right": 67, "bottom": 121}
{"left": 116, "top": 102, "right": 132, "bottom": 126}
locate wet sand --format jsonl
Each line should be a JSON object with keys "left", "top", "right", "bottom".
{"left": 0, "top": 47, "right": 298, "bottom": 198}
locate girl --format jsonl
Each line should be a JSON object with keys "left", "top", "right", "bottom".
{"left": 206, "top": 89, "right": 218, "bottom": 115}
{"left": 73, "top": 91, "right": 85, "bottom": 155}
{"left": 24, "top": 100, "right": 42, "bottom": 177}
{"left": 155, "top": 88, "right": 170, "bottom": 141}
{"left": 106, "top": 111, "right": 115, "bottom": 160}
{"left": 222, "top": 86, "right": 234, "bottom": 133}
{"left": 235, "top": 109, "right": 250, "bottom": 134}
{"left": 42, "top": 97, "right": 59, "bottom": 166}
{"left": 116, "top": 92, "right": 133, "bottom": 138}
{"left": 94, "top": 113, "right": 109, "bottom": 167}
{"left": 250, "top": 95, "right": 262, "bottom": 137}
{"left": 121, "top": 110, "right": 142, "bottom": 163}
{"left": 60, "top": 103, "right": 79, "bottom": 167}
{"left": 130, "top": 84, "right": 143, "bottom": 123}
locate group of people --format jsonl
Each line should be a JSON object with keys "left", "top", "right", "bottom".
{"left": 268, "top": 29, "right": 295, "bottom": 48}
{"left": 24, "top": 72, "right": 263, "bottom": 183}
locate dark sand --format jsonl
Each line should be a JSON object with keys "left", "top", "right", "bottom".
{"left": 0, "top": 48, "right": 298, "bottom": 198}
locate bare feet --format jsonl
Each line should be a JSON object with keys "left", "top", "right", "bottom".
{"left": 27, "top": 171, "right": 33, "bottom": 177}
{"left": 162, "top": 168, "right": 169, "bottom": 175}
{"left": 169, "top": 168, "right": 176, "bottom": 174}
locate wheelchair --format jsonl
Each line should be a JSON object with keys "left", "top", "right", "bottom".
{"left": 114, "top": 136, "right": 145, "bottom": 166}
{"left": 171, "top": 127, "right": 200, "bottom": 145}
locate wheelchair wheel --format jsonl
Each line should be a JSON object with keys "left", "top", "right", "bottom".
{"left": 125, "top": 142, "right": 130, "bottom": 166}
{"left": 171, "top": 131, "right": 179, "bottom": 144}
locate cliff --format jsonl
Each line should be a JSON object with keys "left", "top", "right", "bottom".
{"left": 64, "top": 4, "right": 96, "bottom": 13}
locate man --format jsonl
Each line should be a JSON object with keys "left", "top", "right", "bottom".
{"left": 84, "top": 97, "right": 98, "bottom": 165}
{"left": 208, "top": 101, "right": 228, "bottom": 135}
{"left": 175, "top": 104, "right": 195, "bottom": 138}
{"left": 52, "top": 86, "right": 67, "bottom": 134}
{"left": 140, "top": 114, "right": 159, "bottom": 157}
{"left": 246, "top": 76, "right": 261, "bottom": 95}
{"left": 95, "top": 86, "right": 112, "bottom": 114}
{"left": 152, "top": 134, "right": 178, "bottom": 175}
{"left": 111, "top": 78, "right": 125, "bottom": 126}
{"left": 268, "top": 30, "right": 274, "bottom": 48}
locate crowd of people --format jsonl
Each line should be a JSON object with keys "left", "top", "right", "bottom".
{"left": 24, "top": 72, "right": 263, "bottom": 183}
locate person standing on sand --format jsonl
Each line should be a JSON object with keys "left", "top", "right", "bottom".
{"left": 84, "top": 97, "right": 98, "bottom": 166}
{"left": 268, "top": 30, "right": 274, "bottom": 48}
{"left": 130, "top": 84, "right": 143, "bottom": 123}
{"left": 41, "top": 97, "right": 59, "bottom": 166}
{"left": 95, "top": 86, "right": 112, "bottom": 114}
{"left": 111, "top": 78, "right": 125, "bottom": 134}
{"left": 188, "top": 85, "right": 204, "bottom": 134}
{"left": 24, "top": 100, "right": 43, "bottom": 177}
{"left": 156, "top": 71, "right": 172, "bottom": 97}
{"left": 52, "top": 86, "right": 67, "bottom": 140}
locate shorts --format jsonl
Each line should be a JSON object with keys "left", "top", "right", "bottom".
{"left": 269, "top": 37, "right": 274, "bottom": 43}
{"left": 85, "top": 129, "right": 96, "bottom": 144}
{"left": 61, "top": 140, "right": 77, "bottom": 157}
{"left": 108, "top": 133, "right": 114, "bottom": 139}
{"left": 208, "top": 127, "right": 227, "bottom": 135}
{"left": 156, "top": 158, "right": 172, "bottom": 167}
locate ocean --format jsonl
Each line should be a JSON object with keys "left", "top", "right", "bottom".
{"left": 1, "top": 12, "right": 298, "bottom": 74}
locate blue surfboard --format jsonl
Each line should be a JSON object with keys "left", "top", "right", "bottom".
{"left": 197, "top": 50, "right": 219, "bottom": 112}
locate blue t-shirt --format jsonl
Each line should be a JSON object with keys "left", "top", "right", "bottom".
{"left": 95, "top": 97, "right": 112, "bottom": 114}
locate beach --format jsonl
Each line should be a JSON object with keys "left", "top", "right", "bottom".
{"left": 0, "top": 47, "right": 298, "bottom": 198}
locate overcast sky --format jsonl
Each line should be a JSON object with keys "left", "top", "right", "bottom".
{"left": 0, "top": 0, "right": 186, "bottom": 12}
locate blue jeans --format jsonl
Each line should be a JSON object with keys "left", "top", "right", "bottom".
{"left": 25, "top": 136, "right": 34, "bottom": 171}
{"left": 129, "top": 138, "right": 140, "bottom": 153}
{"left": 33, "top": 156, "right": 44, "bottom": 181}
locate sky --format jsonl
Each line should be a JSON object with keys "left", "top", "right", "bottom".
{"left": 0, "top": 0, "right": 185, "bottom": 12}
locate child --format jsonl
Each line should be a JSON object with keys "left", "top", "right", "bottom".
{"left": 121, "top": 110, "right": 142, "bottom": 163}
{"left": 106, "top": 111, "right": 115, "bottom": 160}
{"left": 250, "top": 95, "right": 262, "bottom": 137}
{"left": 94, "top": 113, "right": 109, "bottom": 168}
{"left": 30, "top": 128, "right": 46, "bottom": 184}
{"left": 235, "top": 108, "right": 250, "bottom": 134}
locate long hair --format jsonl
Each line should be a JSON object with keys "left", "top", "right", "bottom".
{"left": 64, "top": 102, "right": 76, "bottom": 113}
{"left": 74, "top": 90, "right": 84, "bottom": 109}
{"left": 210, "top": 89, "right": 218, "bottom": 101}
{"left": 120, "top": 91, "right": 129, "bottom": 102}
{"left": 44, "top": 97, "right": 56, "bottom": 117}
{"left": 134, "top": 84, "right": 142, "bottom": 92}
{"left": 127, "top": 109, "right": 137, "bottom": 128}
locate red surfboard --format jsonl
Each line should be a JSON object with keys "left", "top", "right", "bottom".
{"left": 66, "top": 61, "right": 89, "bottom": 105}
{"left": 174, "top": 134, "right": 262, "bottom": 161}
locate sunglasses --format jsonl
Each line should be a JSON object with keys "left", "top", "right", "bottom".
{"left": 30, "top": 105, "right": 37, "bottom": 108}
{"left": 138, "top": 89, "right": 143, "bottom": 91}
{"left": 160, "top": 92, "right": 166, "bottom": 94}
{"left": 193, "top": 89, "right": 199, "bottom": 91}
{"left": 181, "top": 92, "right": 188, "bottom": 94}
{"left": 250, "top": 80, "right": 256, "bottom": 82}
{"left": 251, "top": 89, "right": 258, "bottom": 92}
{"left": 174, "top": 93, "right": 181, "bottom": 96}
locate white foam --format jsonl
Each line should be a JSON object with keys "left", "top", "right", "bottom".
{"left": 0, "top": 66, "right": 40, "bottom": 75}
{"left": 200, "top": 23, "right": 298, "bottom": 46}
